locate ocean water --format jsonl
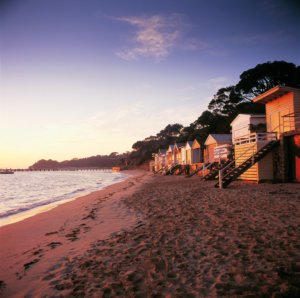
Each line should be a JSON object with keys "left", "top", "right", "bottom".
{"left": 0, "top": 170, "right": 128, "bottom": 226}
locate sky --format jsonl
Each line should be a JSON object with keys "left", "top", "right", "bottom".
{"left": 0, "top": 0, "right": 299, "bottom": 168}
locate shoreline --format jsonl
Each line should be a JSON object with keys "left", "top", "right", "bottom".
{"left": 0, "top": 169, "right": 152, "bottom": 297}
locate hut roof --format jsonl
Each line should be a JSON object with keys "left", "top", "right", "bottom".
{"left": 185, "top": 141, "right": 193, "bottom": 150}
{"left": 192, "top": 139, "right": 201, "bottom": 149}
{"left": 175, "top": 142, "right": 185, "bottom": 149}
{"left": 253, "top": 85, "right": 300, "bottom": 104}
{"left": 158, "top": 149, "right": 167, "bottom": 155}
{"left": 167, "top": 145, "right": 175, "bottom": 153}
{"left": 204, "top": 134, "right": 232, "bottom": 146}
{"left": 230, "top": 113, "right": 265, "bottom": 126}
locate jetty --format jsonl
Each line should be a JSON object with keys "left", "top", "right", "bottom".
{"left": 0, "top": 167, "right": 114, "bottom": 173}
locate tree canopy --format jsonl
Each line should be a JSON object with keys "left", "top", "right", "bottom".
{"left": 236, "top": 61, "right": 300, "bottom": 100}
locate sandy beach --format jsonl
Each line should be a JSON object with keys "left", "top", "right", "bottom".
{"left": 1, "top": 172, "right": 300, "bottom": 297}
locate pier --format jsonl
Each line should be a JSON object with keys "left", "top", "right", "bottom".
{"left": 0, "top": 167, "right": 114, "bottom": 173}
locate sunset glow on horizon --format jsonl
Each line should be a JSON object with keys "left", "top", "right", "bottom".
{"left": 1, "top": 0, "right": 299, "bottom": 168}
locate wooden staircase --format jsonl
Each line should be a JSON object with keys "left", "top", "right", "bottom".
{"left": 176, "top": 165, "right": 186, "bottom": 175}
{"left": 215, "top": 140, "right": 279, "bottom": 188}
{"left": 165, "top": 164, "right": 181, "bottom": 175}
{"left": 202, "top": 160, "right": 232, "bottom": 181}
{"left": 185, "top": 162, "right": 209, "bottom": 178}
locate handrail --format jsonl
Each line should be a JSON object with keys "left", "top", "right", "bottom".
{"left": 282, "top": 111, "right": 300, "bottom": 132}
{"left": 202, "top": 161, "right": 213, "bottom": 176}
{"left": 234, "top": 132, "right": 277, "bottom": 145}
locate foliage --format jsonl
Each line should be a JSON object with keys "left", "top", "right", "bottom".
{"left": 249, "top": 123, "right": 267, "bottom": 133}
{"left": 208, "top": 61, "right": 300, "bottom": 118}
{"left": 128, "top": 123, "right": 183, "bottom": 165}
{"left": 29, "top": 154, "right": 127, "bottom": 170}
{"left": 236, "top": 61, "right": 300, "bottom": 100}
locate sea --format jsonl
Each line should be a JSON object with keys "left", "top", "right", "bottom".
{"left": 0, "top": 170, "right": 129, "bottom": 227}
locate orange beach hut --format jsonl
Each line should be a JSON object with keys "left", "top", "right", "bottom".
{"left": 253, "top": 85, "right": 300, "bottom": 182}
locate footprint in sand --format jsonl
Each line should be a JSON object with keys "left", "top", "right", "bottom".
{"left": 65, "top": 227, "right": 81, "bottom": 241}
{"left": 82, "top": 208, "right": 98, "bottom": 220}
{"left": 0, "top": 280, "right": 6, "bottom": 294}
{"left": 32, "top": 248, "right": 44, "bottom": 256}
{"left": 47, "top": 242, "right": 63, "bottom": 249}
{"left": 45, "top": 231, "right": 59, "bottom": 236}
{"left": 23, "top": 258, "right": 40, "bottom": 270}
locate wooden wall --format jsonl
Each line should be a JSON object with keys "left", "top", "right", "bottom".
{"left": 294, "top": 90, "right": 300, "bottom": 130}
{"left": 266, "top": 92, "right": 294, "bottom": 134}
{"left": 234, "top": 142, "right": 273, "bottom": 181}
{"left": 207, "top": 144, "right": 216, "bottom": 163}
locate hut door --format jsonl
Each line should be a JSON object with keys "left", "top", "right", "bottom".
{"left": 288, "top": 134, "right": 300, "bottom": 182}
{"left": 192, "top": 148, "right": 200, "bottom": 164}
{"left": 293, "top": 135, "right": 300, "bottom": 182}
{"left": 208, "top": 145, "right": 215, "bottom": 163}
{"left": 269, "top": 108, "right": 290, "bottom": 135}
{"left": 270, "top": 112, "right": 280, "bottom": 134}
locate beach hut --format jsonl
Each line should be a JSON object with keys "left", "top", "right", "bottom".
{"left": 253, "top": 85, "right": 300, "bottom": 135}
{"left": 230, "top": 113, "right": 274, "bottom": 182}
{"left": 166, "top": 145, "right": 175, "bottom": 168}
{"left": 204, "top": 134, "right": 232, "bottom": 163}
{"left": 191, "top": 139, "right": 204, "bottom": 165}
{"left": 253, "top": 85, "right": 300, "bottom": 182}
{"left": 180, "top": 145, "right": 187, "bottom": 165}
{"left": 174, "top": 143, "right": 185, "bottom": 165}
{"left": 230, "top": 114, "right": 266, "bottom": 144}
{"left": 185, "top": 141, "right": 193, "bottom": 165}
{"left": 173, "top": 143, "right": 185, "bottom": 165}
{"left": 154, "top": 149, "right": 166, "bottom": 172}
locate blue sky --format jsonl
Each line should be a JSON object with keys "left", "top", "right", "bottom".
{"left": 0, "top": 0, "right": 299, "bottom": 168}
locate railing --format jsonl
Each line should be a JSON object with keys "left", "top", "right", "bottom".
{"left": 234, "top": 132, "right": 277, "bottom": 145}
{"left": 282, "top": 111, "right": 300, "bottom": 133}
{"left": 202, "top": 162, "right": 213, "bottom": 176}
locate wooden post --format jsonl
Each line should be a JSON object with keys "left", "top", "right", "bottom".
{"left": 219, "top": 170, "right": 223, "bottom": 189}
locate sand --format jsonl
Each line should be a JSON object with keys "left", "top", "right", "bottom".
{"left": 0, "top": 172, "right": 300, "bottom": 297}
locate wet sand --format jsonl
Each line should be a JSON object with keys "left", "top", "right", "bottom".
{"left": 1, "top": 174, "right": 300, "bottom": 297}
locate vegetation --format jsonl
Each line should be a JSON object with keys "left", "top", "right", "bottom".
{"left": 29, "top": 153, "right": 128, "bottom": 170}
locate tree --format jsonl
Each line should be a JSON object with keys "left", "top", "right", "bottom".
{"left": 208, "top": 86, "right": 241, "bottom": 116}
{"left": 236, "top": 61, "right": 300, "bottom": 100}
{"left": 195, "top": 111, "right": 231, "bottom": 134}
{"left": 208, "top": 61, "right": 299, "bottom": 118}
{"left": 156, "top": 124, "right": 183, "bottom": 139}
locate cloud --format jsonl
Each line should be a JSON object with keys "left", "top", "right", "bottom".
{"left": 180, "top": 39, "right": 210, "bottom": 51}
{"left": 229, "top": 30, "right": 288, "bottom": 45}
{"left": 112, "top": 14, "right": 219, "bottom": 61}
{"left": 114, "top": 14, "right": 184, "bottom": 61}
